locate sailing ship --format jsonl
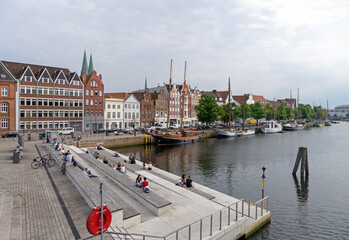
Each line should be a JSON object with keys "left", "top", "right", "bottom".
{"left": 215, "top": 78, "right": 237, "bottom": 138}
{"left": 283, "top": 90, "right": 304, "bottom": 131}
{"left": 145, "top": 60, "right": 201, "bottom": 145}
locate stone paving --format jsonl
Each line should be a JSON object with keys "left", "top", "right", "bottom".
{"left": 0, "top": 138, "right": 97, "bottom": 240}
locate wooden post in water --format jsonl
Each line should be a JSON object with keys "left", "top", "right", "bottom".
{"left": 292, "top": 147, "right": 309, "bottom": 176}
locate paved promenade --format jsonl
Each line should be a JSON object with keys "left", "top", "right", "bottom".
{"left": 0, "top": 138, "right": 95, "bottom": 240}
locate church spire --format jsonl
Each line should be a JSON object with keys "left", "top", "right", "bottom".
{"left": 145, "top": 77, "right": 148, "bottom": 89}
{"left": 88, "top": 52, "right": 94, "bottom": 75}
{"left": 81, "top": 50, "right": 88, "bottom": 75}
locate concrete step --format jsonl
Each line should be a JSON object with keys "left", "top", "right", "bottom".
{"left": 10, "top": 195, "right": 23, "bottom": 240}
{"left": 0, "top": 192, "right": 14, "bottom": 240}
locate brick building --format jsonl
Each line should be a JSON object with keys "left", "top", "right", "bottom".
{"left": 80, "top": 51, "right": 104, "bottom": 132}
{"left": 152, "top": 89, "right": 167, "bottom": 127}
{"left": 0, "top": 60, "right": 84, "bottom": 133}
{"left": 133, "top": 89, "right": 155, "bottom": 127}
{"left": 0, "top": 64, "right": 17, "bottom": 135}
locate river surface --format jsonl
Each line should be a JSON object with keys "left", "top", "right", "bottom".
{"left": 116, "top": 123, "right": 349, "bottom": 239}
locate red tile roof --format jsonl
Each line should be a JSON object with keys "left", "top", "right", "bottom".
{"left": 104, "top": 92, "right": 129, "bottom": 99}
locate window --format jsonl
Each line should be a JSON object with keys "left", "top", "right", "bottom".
{"left": 86, "top": 99, "right": 89, "bottom": 105}
{"left": 99, "top": 110, "right": 102, "bottom": 116}
{"left": 136, "top": 113, "right": 139, "bottom": 118}
{"left": 95, "top": 91, "right": 98, "bottom": 96}
{"left": 99, "top": 100, "right": 102, "bottom": 106}
{"left": 125, "top": 104, "right": 127, "bottom": 109}
{"left": 95, "top": 100, "right": 98, "bottom": 106}
{"left": 132, "top": 104, "right": 135, "bottom": 109}
{"left": 112, "top": 112, "right": 116, "bottom": 118}
{"left": 108, "top": 104, "right": 111, "bottom": 109}
{"left": 125, "top": 113, "right": 127, "bottom": 119}
{"left": 1, "top": 103, "right": 8, "bottom": 113}
{"left": 1, "top": 88, "right": 8, "bottom": 96}
{"left": 99, "top": 91, "right": 102, "bottom": 97}
{"left": 107, "top": 112, "right": 111, "bottom": 118}
{"left": 112, "top": 105, "right": 116, "bottom": 109}
{"left": 128, "top": 113, "right": 131, "bottom": 119}
{"left": 117, "top": 112, "right": 120, "bottom": 118}
{"left": 117, "top": 105, "right": 120, "bottom": 109}
{"left": 86, "top": 110, "right": 89, "bottom": 116}
{"left": 86, "top": 90, "right": 89, "bottom": 96}
{"left": 90, "top": 99, "right": 93, "bottom": 105}
{"left": 95, "top": 110, "right": 98, "bottom": 116}
{"left": 90, "top": 90, "right": 93, "bottom": 96}
{"left": 1, "top": 119, "right": 8, "bottom": 128}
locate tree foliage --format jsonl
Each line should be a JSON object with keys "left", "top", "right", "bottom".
{"left": 195, "top": 94, "right": 220, "bottom": 125}
{"left": 219, "top": 102, "right": 240, "bottom": 123}
{"left": 250, "top": 102, "right": 265, "bottom": 120}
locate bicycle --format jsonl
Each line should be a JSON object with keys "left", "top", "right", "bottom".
{"left": 31, "top": 154, "right": 56, "bottom": 169}
{"left": 61, "top": 162, "right": 66, "bottom": 175}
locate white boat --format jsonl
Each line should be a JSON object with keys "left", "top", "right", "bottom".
{"left": 283, "top": 122, "right": 304, "bottom": 131}
{"left": 261, "top": 121, "right": 283, "bottom": 133}
{"left": 215, "top": 129, "right": 237, "bottom": 138}
{"left": 237, "top": 129, "right": 255, "bottom": 136}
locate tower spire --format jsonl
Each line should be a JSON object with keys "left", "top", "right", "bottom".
{"left": 81, "top": 50, "right": 88, "bottom": 75}
{"left": 88, "top": 51, "right": 94, "bottom": 75}
{"left": 145, "top": 77, "right": 148, "bottom": 89}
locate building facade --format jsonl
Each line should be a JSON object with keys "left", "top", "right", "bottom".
{"left": 124, "top": 94, "right": 140, "bottom": 128}
{"left": 104, "top": 93, "right": 126, "bottom": 130}
{"left": 0, "top": 60, "right": 84, "bottom": 133}
{"left": 0, "top": 64, "right": 17, "bottom": 135}
{"left": 133, "top": 90, "right": 155, "bottom": 127}
{"left": 80, "top": 52, "right": 104, "bottom": 132}
{"left": 152, "top": 89, "right": 167, "bottom": 127}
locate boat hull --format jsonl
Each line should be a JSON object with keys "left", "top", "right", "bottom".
{"left": 283, "top": 125, "right": 304, "bottom": 131}
{"left": 237, "top": 129, "right": 256, "bottom": 136}
{"left": 215, "top": 129, "right": 237, "bottom": 138}
{"left": 151, "top": 134, "right": 201, "bottom": 145}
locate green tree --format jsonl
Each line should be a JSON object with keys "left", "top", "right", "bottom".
{"left": 195, "top": 94, "right": 220, "bottom": 125}
{"left": 276, "top": 104, "right": 287, "bottom": 120}
{"left": 238, "top": 103, "right": 251, "bottom": 119}
{"left": 265, "top": 103, "right": 274, "bottom": 120}
{"left": 298, "top": 104, "right": 314, "bottom": 119}
{"left": 219, "top": 102, "right": 239, "bottom": 123}
{"left": 250, "top": 102, "right": 266, "bottom": 123}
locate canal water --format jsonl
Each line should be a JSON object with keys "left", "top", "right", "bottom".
{"left": 117, "top": 123, "right": 349, "bottom": 239}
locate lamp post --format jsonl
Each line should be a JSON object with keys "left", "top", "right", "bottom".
{"left": 261, "top": 166, "right": 266, "bottom": 199}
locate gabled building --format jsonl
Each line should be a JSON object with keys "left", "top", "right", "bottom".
{"left": 0, "top": 60, "right": 84, "bottom": 133}
{"left": 80, "top": 51, "right": 104, "bottom": 132}
{"left": 133, "top": 90, "right": 155, "bottom": 127}
{"left": 151, "top": 89, "right": 167, "bottom": 127}
{"left": 0, "top": 64, "right": 17, "bottom": 135}
{"left": 201, "top": 89, "right": 238, "bottom": 106}
{"left": 104, "top": 93, "right": 127, "bottom": 130}
{"left": 233, "top": 93, "right": 268, "bottom": 106}
{"left": 124, "top": 94, "right": 140, "bottom": 129}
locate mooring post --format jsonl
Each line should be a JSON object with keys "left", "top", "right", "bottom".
{"left": 300, "top": 148, "right": 306, "bottom": 177}
{"left": 292, "top": 147, "right": 303, "bottom": 175}
{"left": 293, "top": 147, "right": 309, "bottom": 177}
{"left": 304, "top": 148, "right": 309, "bottom": 176}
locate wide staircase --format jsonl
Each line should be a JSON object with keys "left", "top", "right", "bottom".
{"left": 0, "top": 190, "right": 22, "bottom": 240}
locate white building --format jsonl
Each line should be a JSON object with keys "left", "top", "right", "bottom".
{"left": 124, "top": 94, "right": 140, "bottom": 128}
{"left": 104, "top": 93, "right": 126, "bottom": 129}
{"left": 329, "top": 104, "right": 349, "bottom": 118}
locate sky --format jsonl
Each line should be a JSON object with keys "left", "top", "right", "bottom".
{"left": 1, "top": 0, "right": 349, "bottom": 108}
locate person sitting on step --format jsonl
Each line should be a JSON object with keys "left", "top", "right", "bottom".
{"left": 103, "top": 156, "right": 109, "bottom": 164}
{"left": 142, "top": 177, "right": 150, "bottom": 193}
{"left": 135, "top": 174, "right": 142, "bottom": 188}
{"left": 83, "top": 168, "right": 98, "bottom": 178}
{"left": 186, "top": 176, "right": 194, "bottom": 188}
{"left": 97, "top": 144, "right": 103, "bottom": 150}
{"left": 147, "top": 161, "right": 153, "bottom": 170}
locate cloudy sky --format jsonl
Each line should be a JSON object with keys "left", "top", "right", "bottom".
{"left": 1, "top": 0, "right": 348, "bottom": 107}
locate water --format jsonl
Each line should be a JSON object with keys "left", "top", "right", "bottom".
{"left": 116, "top": 123, "right": 349, "bottom": 239}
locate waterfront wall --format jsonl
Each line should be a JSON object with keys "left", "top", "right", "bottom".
{"left": 75, "top": 130, "right": 217, "bottom": 148}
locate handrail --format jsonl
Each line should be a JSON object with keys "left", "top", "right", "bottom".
{"left": 255, "top": 196, "right": 269, "bottom": 205}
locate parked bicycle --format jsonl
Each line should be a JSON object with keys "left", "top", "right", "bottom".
{"left": 31, "top": 154, "right": 56, "bottom": 169}
{"left": 61, "top": 162, "right": 66, "bottom": 175}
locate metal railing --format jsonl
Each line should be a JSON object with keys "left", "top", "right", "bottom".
{"left": 103, "top": 196, "right": 269, "bottom": 240}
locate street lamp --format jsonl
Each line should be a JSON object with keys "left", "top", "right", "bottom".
{"left": 261, "top": 166, "right": 266, "bottom": 199}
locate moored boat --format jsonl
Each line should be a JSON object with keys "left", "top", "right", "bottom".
{"left": 283, "top": 121, "right": 304, "bottom": 131}
{"left": 236, "top": 129, "right": 255, "bottom": 136}
{"left": 261, "top": 121, "right": 283, "bottom": 133}
{"left": 215, "top": 128, "right": 237, "bottom": 138}
{"left": 313, "top": 122, "right": 325, "bottom": 127}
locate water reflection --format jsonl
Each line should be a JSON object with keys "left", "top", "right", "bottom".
{"left": 293, "top": 174, "right": 309, "bottom": 202}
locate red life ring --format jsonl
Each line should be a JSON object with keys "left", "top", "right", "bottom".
{"left": 86, "top": 205, "right": 112, "bottom": 235}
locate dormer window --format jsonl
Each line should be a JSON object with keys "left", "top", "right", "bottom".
{"left": 24, "top": 76, "right": 33, "bottom": 82}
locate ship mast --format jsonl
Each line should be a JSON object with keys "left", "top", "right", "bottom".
{"left": 166, "top": 59, "right": 173, "bottom": 131}
{"left": 228, "top": 78, "right": 231, "bottom": 130}
{"left": 180, "top": 61, "right": 187, "bottom": 130}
